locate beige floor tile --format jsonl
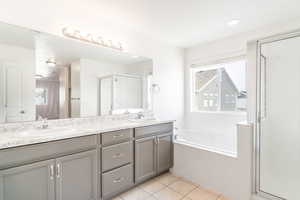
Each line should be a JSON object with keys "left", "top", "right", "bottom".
{"left": 111, "top": 196, "right": 122, "bottom": 200}
{"left": 217, "top": 195, "right": 230, "bottom": 200}
{"left": 179, "top": 178, "right": 198, "bottom": 186}
{"left": 168, "top": 179, "right": 197, "bottom": 195}
{"left": 153, "top": 187, "right": 183, "bottom": 200}
{"left": 155, "top": 173, "right": 179, "bottom": 185}
{"left": 145, "top": 196, "right": 157, "bottom": 200}
{"left": 187, "top": 187, "right": 219, "bottom": 200}
{"left": 121, "top": 187, "right": 151, "bottom": 200}
{"left": 140, "top": 179, "right": 166, "bottom": 194}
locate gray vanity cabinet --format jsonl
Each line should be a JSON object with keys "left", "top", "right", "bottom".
{"left": 0, "top": 159, "right": 55, "bottom": 200}
{"left": 135, "top": 136, "right": 157, "bottom": 183}
{"left": 134, "top": 123, "right": 174, "bottom": 184}
{"left": 55, "top": 150, "right": 98, "bottom": 200}
{"left": 0, "top": 135, "right": 98, "bottom": 200}
{"left": 157, "top": 133, "right": 173, "bottom": 173}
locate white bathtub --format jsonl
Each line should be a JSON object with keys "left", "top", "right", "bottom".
{"left": 172, "top": 123, "right": 253, "bottom": 200}
{"left": 174, "top": 129, "right": 237, "bottom": 157}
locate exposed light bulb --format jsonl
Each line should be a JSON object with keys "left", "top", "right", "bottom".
{"left": 62, "top": 27, "right": 125, "bottom": 51}
{"left": 85, "top": 33, "right": 93, "bottom": 42}
{"left": 62, "top": 27, "right": 75, "bottom": 35}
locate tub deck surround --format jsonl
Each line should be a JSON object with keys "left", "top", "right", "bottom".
{"left": 0, "top": 116, "right": 175, "bottom": 150}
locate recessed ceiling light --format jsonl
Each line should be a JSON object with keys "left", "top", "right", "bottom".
{"left": 132, "top": 55, "right": 139, "bottom": 58}
{"left": 227, "top": 19, "right": 240, "bottom": 27}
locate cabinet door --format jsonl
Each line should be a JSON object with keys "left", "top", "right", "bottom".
{"left": 157, "top": 133, "right": 173, "bottom": 173}
{"left": 135, "top": 136, "right": 156, "bottom": 183}
{"left": 0, "top": 159, "right": 55, "bottom": 200}
{"left": 55, "top": 150, "right": 98, "bottom": 200}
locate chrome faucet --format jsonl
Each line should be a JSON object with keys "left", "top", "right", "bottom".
{"left": 38, "top": 116, "right": 48, "bottom": 129}
{"left": 136, "top": 112, "right": 145, "bottom": 119}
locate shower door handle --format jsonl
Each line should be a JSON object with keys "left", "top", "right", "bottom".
{"left": 260, "top": 55, "right": 267, "bottom": 121}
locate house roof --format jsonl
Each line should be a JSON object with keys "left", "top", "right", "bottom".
{"left": 195, "top": 68, "right": 239, "bottom": 93}
{"left": 195, "top": 70, "right": 217, "bottom": 90}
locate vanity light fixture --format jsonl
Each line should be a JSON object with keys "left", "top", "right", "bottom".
{"left": 62, "top": 27, "right": 124, "bottom": 51}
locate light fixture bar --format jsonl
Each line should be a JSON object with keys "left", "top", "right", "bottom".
{"left": 62, "top": 27, "right": 124, "bottom": 51}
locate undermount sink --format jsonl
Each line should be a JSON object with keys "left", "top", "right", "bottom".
{"left": 16, "top": 127, "right": 79, "bottom": 137}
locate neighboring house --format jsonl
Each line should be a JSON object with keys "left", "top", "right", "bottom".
{"left": 194, "top": 68, "right": 245, "bottom": 111}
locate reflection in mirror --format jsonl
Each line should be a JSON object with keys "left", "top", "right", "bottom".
{"left": 0, "top": 22, "right": 153, "bottom": 123}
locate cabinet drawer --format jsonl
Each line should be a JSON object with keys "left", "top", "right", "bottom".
{"left": 135, "top": 123, "right": 173, "bottom": 138}
{"left": 102, "top": 164, "right": 133, "bottom": 199}
{"left": 0, "top": 135, "right": 97, "bottom": 170}
{"left": 101, "top": 129, "right": 133, "bottom": 146}
{"left": 102, "top": 142, "right": 133, "bottom": 172}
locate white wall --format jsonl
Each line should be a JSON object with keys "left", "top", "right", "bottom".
{"left": 126, "top": 60, "right": 153, "bottom": 76}
{"left": 0, "top": 0, "right": 184, "bottom": 126}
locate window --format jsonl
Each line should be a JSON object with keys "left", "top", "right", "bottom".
{"left": 35, "top": 88, "right": 48, "bottom": 105}
{"left": 191, "top": 59, "right": 247, "bottom": 112}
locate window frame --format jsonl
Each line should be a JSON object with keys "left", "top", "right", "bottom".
{"left": 190, "top": 57, "right": 247, "bottom": 115}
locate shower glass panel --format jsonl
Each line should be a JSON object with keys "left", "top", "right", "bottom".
{"left": 258, "top": 35, "right": 300, "bottom": 200}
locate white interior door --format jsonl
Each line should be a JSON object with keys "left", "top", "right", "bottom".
{"left": 5, "top": 66, "right": 23, "bottom": 122}
{"left": 3, "top": 64, "right": 35, "bottom": 122}
{"left": 259, "top": 35, "right": 300, "bottom": 200}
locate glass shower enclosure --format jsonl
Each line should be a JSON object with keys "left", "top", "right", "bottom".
{"left": 99, "top": 74, "right": 144, "bottom": 115}
{"left": 255, "top": 31, "right": 300, "bottom": 200}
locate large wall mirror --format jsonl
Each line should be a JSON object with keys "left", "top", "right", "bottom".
{"left": 0, "top": 22, "right": 153, "bottom": 123}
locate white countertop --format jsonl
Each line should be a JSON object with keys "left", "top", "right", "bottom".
{"left": 0, "top": 119, "right": 174, "bottom": 150}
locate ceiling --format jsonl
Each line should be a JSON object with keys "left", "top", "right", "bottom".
{"left": 82, "top": 0, "right": 300, "bottom": 47}
{"left": 1, "top": 0, "right": 300, "bottom": 48}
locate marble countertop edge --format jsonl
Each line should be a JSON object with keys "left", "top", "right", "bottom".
{"left": 0, "top": 119, "right": 175, "bottom": 150}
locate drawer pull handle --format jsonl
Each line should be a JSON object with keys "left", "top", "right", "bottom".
{"left": 56, "top": 163, "right": 61, "bottom": 178}
{"left": 113, "top": 134, "right": 124, "bottom": 138}
{"left": 113, "top": 153, "right": 123, "bottom": 158}
{"left": 49, "top": 165, "right": 54, "bottom": 180}
{"left": 113, "top": 177, "right": 124, "bottom": 183}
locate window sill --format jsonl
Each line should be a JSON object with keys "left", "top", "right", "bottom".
{"left": 190, "top": 110, "right": 247, "bottom": 116}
